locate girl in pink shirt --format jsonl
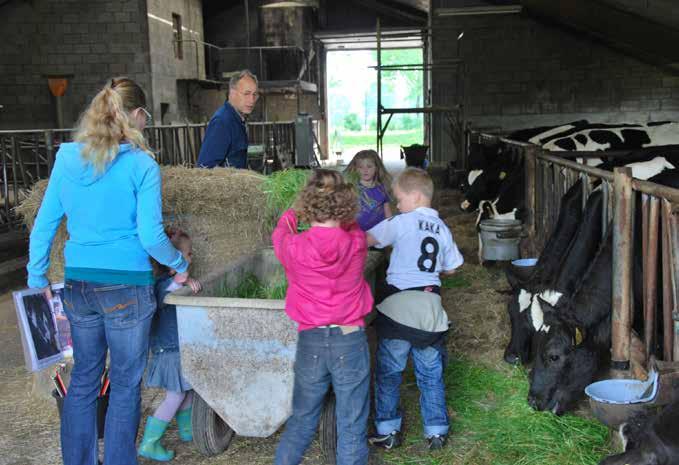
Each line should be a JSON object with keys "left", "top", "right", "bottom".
{"left": 272, "top": 169, "right": 373, "bottom": 465}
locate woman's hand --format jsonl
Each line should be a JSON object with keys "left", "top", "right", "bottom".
{"left": 186, "top": 278, "right": 202, "bottom": 294}
{"left": 42, "top": 286, "right": 53, "bottom": 301}
{"left": 173, "top": 270, "right": 189, "bottom": 285}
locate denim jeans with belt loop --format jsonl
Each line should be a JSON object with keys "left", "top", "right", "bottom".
{"left": 374, "top": 338, "right": 449, "bottom": 438}
{"left": 274, "top": 326, "right": 370, "bottom": 465}
{"left": 61, "top": 279, "right": 156, "bottom": 465}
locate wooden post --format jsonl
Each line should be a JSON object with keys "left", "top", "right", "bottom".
{"left": 661, "top": 200, "right": 675, "bottom": 361}
{"left": 669, "top": 209, "right": 679, "bottom": 362}
{"left": 612, "top": 167, "right": 634, "bottom": 372}
{"left": 643, "top": 196, "right": 660, "bottom": 362}
{"left": 522, "top": 145, "right": 537, "bottom": 257}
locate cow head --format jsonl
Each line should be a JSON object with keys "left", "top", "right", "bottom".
{"left": 527, "top": 311, "right": 598, "bottom": 415}
{"left": 460, "top": 167, "right": 507, "bottom": 212}
{"left": 600, "top": 401, "right": 679, "bottom": 465}
{"left": 599, "top": 429, "right": 672, "bottom": 465}
{"left": 503, "top": 290, "right": 534, "bottom": 365}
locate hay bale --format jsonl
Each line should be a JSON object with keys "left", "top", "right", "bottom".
{"left": 16, "top": 167, "right": 271, "bottom": 283}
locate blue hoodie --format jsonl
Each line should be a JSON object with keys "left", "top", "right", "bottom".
{"left": 27, "top": 143, "right": 188, "bottom": 289}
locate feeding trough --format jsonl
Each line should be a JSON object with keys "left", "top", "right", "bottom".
{"left": 585, "top": 370, "right": 659, "bottom": 428}
{"left": 509, "top": 258, "right": 537, "bottom": 281}
{"left": 165, "top": 248, "right": 384, "bottom": 460}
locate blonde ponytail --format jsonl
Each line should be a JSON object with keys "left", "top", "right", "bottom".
{"left": 74, "top": 77, "right": 153, "bottom": 172}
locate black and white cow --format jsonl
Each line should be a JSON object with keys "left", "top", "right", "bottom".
{"left": 526, "top": 168, "right": 679, "bottom": 414}
{"left": 542, "top": 122, "right": 679, "bottom": 152}
{"left": 599, "top": 400, "right": 679, "bottom": 465}
{"left": 503, "top": 186, "right": 603, "bottom": 365}
{"left": 527, "top": 231, "right": 613, "bottom": 414}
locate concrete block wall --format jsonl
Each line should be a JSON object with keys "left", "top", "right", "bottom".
{"left": 0, "top": 0, "right": 151, "bottom": 130}
{"left": 430, "top": 8, "right": 679, "bottom": 164}
{"left": 146, "top": 0, "right": 205, "bottom": 124}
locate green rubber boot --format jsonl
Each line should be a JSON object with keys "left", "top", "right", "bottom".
{"left": 176, "top": 407, "right": 193, "bottom": 442}
{"left": 138, "top": 416, "right": 175, "bottom": 461}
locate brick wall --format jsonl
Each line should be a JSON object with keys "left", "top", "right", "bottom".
{"left": 0, "top": 0, "right": 151, "bottom": 130}
{"left": 430, "top": 8, "right": 679, "bottom": 164}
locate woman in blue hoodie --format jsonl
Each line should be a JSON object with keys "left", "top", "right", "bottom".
{"left": 27, "top": 77, "right": 192, "bottom": 465}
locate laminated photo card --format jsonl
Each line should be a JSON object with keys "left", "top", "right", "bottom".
{"left": 13, "top": 283, "right": 72, "bottom": 372}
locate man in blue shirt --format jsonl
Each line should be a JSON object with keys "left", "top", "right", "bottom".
{"left": 197, "top": 70, "right": 260, "bottom": 168}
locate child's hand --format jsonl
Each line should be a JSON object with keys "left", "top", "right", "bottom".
{"left": 186, "top": 278, "right": 202, "bottom": 294}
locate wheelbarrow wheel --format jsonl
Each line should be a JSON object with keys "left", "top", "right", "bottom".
{"left": 192, "top": 393, "right": 235, "bottom": 456}
{"left": 319, "top": 393, "right": 337, "bottom": 465}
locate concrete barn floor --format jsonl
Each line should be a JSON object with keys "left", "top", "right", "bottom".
{"left": 0, "top": 189, "right": 556, "bottom": 465}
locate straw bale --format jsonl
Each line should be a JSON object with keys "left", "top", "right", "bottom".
{"left": 15, "top": 167, "right": 270, "bottom": 283}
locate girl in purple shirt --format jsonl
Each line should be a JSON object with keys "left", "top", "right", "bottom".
{"left": 345, "top": 150, "right": 393, "bottom": 231}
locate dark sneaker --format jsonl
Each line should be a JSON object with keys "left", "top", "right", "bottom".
{"left": 427, "top": 434, "right": 447, "bottom": 450}
{"left": 369, "top": 431, "right": 402, "bottom": 450}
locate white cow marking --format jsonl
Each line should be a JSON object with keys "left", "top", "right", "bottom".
{"left": 626, "top": 156, "right": 675, "bottom": 181}
{"left": 468, "top": 169, "right": 483, "bottom": 186}
{"left": 518, "top": 289, "right": 532, "bottom": 313}
{"left": 576, "top": 158, "right": 603, "bottom": 167}
{"left": 539, "top": 290, "right": 563, "bottom": 307}
{"left": 527, "top": 124, "right": 575, "bottom": 145}
{"left": 531, "top": 296, "right": 546, "bottom": 332}
{"left": 641, "top": 122, "right": 679, "bottom": 147}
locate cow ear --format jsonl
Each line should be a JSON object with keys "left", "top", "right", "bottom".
{"left": 574, "top": 327, "right": 585, "bottom": 346}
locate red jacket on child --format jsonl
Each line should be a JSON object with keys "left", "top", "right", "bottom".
{"left": 272, "top": 209, "right": 374, "bottom": 331}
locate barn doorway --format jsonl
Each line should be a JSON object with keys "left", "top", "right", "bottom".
{"left": 319, "top": 30, "right": 425, "bottom": 169}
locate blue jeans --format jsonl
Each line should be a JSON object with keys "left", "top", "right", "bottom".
{"left": 374, "top": 338, "right": 449, "bottom": 438}
{"left": 61, "top": 280, "right": 156, "bottom": 465}
{"left": 274, "top": 327, "right": 370, "bottom": 465}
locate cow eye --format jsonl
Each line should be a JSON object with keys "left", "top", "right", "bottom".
{"left": 549, "top": 354, "right": 560, "bottom": 362}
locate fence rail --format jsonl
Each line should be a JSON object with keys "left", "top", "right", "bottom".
{"left": 469, "top": 129, "right": 679, "bottom": 376}
{"left": 0, "top": 121, "right": 298, "bottom": 230}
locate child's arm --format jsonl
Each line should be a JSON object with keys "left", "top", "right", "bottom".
{"left": 271, "top": 209, "right": 298, "bottom": 266}
{"left": 367, "top": 215, "right": 399, "bottom": 248}
{"left": 384, "top": 203, "right": 392, "bottom": 219}
{"left": 441, "top": 233, "right": 464, "bottom": 274}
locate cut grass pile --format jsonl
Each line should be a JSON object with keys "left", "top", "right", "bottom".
{"left": 261, "top": 169, "right": 312, "bottom": 232}
{"left": 383, "top": 359, "right": 613, "bottom": 465}
{"left": 441, "top": 271, "right": 472, "bottom": 289}
{"left": 215, "top": 273, "right": 288, "bottom": 300}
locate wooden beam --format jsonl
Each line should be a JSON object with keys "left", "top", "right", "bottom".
{"left": 522, "top": 0, "right": 679, "bottom": 73}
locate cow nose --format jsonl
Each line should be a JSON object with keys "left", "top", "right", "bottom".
{"left": 527, "top": 395, "right": 538, "bottom": 410}
{"left": 504, "top": 350, "right": 520, "bottom": 365}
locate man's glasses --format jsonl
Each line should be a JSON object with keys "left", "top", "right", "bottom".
{"left": 237, "top": 90, "right": 260, "bottom": 99}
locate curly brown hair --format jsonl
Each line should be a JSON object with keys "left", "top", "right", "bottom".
{"left": 294, "top": 169, "right": 359, "bottom": 224}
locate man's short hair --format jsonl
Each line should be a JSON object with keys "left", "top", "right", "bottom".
{"left": 229, "top": 70, "right": 258, "bottom": 90}
{"left": 394, "top": 167, "right": 434, "bottom": 199}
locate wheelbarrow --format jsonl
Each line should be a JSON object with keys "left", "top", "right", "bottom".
{"left": 164, "top": 248, "right": 384, "bottom": 462}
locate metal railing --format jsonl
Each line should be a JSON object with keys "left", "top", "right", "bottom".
{"left": 0, "top": 121, "right": 299, "bottom": 230}
{"left": 468, "top": 130, "right": 679, "bottom": 377}
{"left": 190, "top": 41, "right": 318, "bottom": 85}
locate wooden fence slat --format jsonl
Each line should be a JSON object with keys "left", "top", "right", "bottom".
{"left": 611, "top": 167, "right": 634, "bottom": 371}
{"left": 662, "top": 200, "right": 675, "bottom": 361}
